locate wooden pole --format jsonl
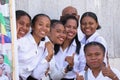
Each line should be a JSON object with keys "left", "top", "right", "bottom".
{"left": 9, "top": 0, "right": 19, "bottom": 80}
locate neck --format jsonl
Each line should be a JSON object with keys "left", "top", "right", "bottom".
{"left": 90, "top": 67, "right": 101, "bottom": 78}
{"left": 62, "top": 39, "right": 71, "bottom": 51}
{"left": 32, "top": 33, "right": 42, "bottom": 45}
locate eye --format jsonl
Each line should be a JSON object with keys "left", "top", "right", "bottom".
{"left": 95, "top": 53, "right": 100, "bottom": 56}
{"left": 26, "top": 23, "right": 30, "bottom": 28}
{"left": 56, "top": 29, "right": 61, "bottom": 33}
{"left": 89, "top": 22, "right": 94, "bottom": 25}
{"left": 65, "top": 25, "right": 71, "bottom": 28}
{"left": 73, "top": 26, "right": 77, "bottom": 29}
{"left": 86, "top": 53, "right": 92, "bottom": 57}
{"left": 19, "top": 21, "right": 24, "bottom": 26}
{"left": 46, "top": 24, "right": 50, "bottom": 28}
{"left": 63, "top": 30, "right": 66, "bottom": 34}
{"left": 39, "top": 23, "right": 43, "bottom": 26}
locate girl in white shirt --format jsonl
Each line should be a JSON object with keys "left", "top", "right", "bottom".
{"left": 18, "top": 14, "right": 53, "bottom": 80}
{"left": 33, "top": 19, "right": 66, "bottom": 80}
{"left": 16, "top": 10, "right": 31, "bottom": 39}
{"left": 80, "top": 12, "right": 108, "bottom": 66}
{"left": 76, "top": 42, "right": 120, "bottom": 80}
{"left": 50, "top": 15, "right": 86, "bottom": 80}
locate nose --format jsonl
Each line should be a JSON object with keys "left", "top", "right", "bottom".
{"left": 22, "top": 24, "right": 28, "bottom": 30}
{"left": 91, "top": 55, "right": 97, "bottom": 60}
{"left": 85, "top": 24, "right": 90, "bottom": 28}
{"left": 42, "top": 25, "right": 50, "bottom": 32}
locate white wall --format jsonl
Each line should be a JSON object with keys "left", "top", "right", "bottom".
{"left": 15, "top": 0, "right": 120, "bottom": 71}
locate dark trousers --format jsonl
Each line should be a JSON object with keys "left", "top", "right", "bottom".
{"left": 27, "top": 76, "right": 38, "bottom": 80}
{"left": 61, "top": 78, "right": 74, "bottom": 80}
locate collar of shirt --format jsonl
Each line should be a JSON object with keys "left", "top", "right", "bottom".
{"left": 87, "top": 68, "right": 110, "bottom": 80}
{"left": 81, "top": 32, "right": 100, "bottom": 44}
{"left": 28, "top": 33, "right": 46, "bottom": 48}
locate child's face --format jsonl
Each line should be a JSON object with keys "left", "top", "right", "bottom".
{"left": 49, "top": 23, "right": 66, "bottom": 44}
{"left": 81, "top": 16, "right": 98, "bottom": 38}
{"left": 64, "top": 19, "right": 77, "bottom": 40}
{"left": 32, "top": 16, "right": 50, "bottom": 39}
{"left": 85, "top": 45, "right": 104, "bottom": 69}
{"left": 16, "top": 15, "right": 31, "bottom": 39}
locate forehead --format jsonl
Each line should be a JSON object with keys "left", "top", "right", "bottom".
{"left": 85, "top": 45, "right": 104, "bottom": 53}
{"left": 53, "top": 23, "right": 64, "bottom": 29}
{"left": 82, "top": 16, "right": 96, "bottom": 22}
{"left": 62, "top": 7, "right": 77, "bottom": 16}
{"left": 65, "top": 19, "right": 77, "bottom": 25}
{"left": 17, "top": 15, "right": 30, "bottom": 21}
{"left": 36, "top": 16, "right": 50, "bottom": 23}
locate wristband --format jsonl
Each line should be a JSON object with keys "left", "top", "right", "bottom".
{"left": 66, "top": 65, "right": 73, "bottom": 71}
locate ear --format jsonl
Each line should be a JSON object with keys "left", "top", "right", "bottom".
{"left": 96, "top": 23, "right": 99, "bottom": 29}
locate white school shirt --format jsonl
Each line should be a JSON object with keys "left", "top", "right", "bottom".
{"left": 31, "top": 36, "right": 51, "bottom": 79}
{"left": 81, "top": 32, "right": 107, "bottom": 50}
{"left": 50, "top": 40, "right": 86, "bottom": 80}
{"left": 81, "top": 32, "right": 108, "bottom": 65}
{"left": 0, "top": 74, "right": 9, "bottom": 80}
{"left": 18, "top": 34, "right": 49, "bottom": 80}
{"left": 79, "top": 68, "right": 120, "bottom": 80}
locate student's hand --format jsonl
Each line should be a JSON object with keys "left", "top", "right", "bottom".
{"left": 45, "top": 67, "right": 50, "bottom": 76}
{"left": 65, "top": 53, "right": 75, "bottom": 67}
{"left": 45, "top": 41, "right": 54, "bottom": 62}
{"left": 76, "top": 72, "right": 84, "bottom": 80}
{"left": 102, "top": 63, "right": 118, "bottom": 79}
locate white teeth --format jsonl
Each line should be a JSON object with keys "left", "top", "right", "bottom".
{"left": 85, "top": 29, "right": 90, "bottom": 32}
{"left": 20, "top": 30, "right": 25, "bottom": 34}
{"left": 68, "top": 32, "right": 73, "bottom": 36}
{"left": 59, "top": 38, "right": 64, "bottom": 41}
{"left": 41, "top": 31, "right": 45, "bottom": 34}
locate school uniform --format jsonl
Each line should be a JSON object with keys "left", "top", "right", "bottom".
{"left": 81, "top": 32, "right": 107, "bottom": 50}
{"left": 18, "top": 34, "right": 49, "bottom": 80}
{"left": 81, "top": 32, "right": 108, "bottom": 64}
{"left": 50, "top": 40, "right": 86, "bottom": 80}
{"left": 79, "top": 68, "right": 120, "bottom": 80}
{"left": 0, "top": 74, "right": 9, "bottom": 80}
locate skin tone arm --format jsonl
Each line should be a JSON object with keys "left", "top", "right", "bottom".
{"left": 45, "top": 41, "right": 54, "bottom": 62}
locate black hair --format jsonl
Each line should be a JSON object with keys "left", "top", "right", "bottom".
{"left": 50, "top": 19, "right": 63, "bottom": 31}
{"left": 0, "top": 54, "right": 4, "bottom": 59}
{"left": 50, "top": 19, "right": 64, "bottom": 55}
{"left": 16, "top": 10, "right": 31, "bottom": 21}
{"left": 54, "top": 44, "right": 60, "bottom": 55}
{"left": 55, "top": 15, "right": 81, "bottom": 55}
{"left": 60, "top": 14, "right": 78, "bottom": 28}
{"left": 80, "top": 12, "right": 101, "bottom": 30}
{"left": 84, "top": 41, "right": 105, "bottom": 55}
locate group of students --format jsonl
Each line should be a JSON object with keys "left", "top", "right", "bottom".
{"left": 16, "top": 6, "right": 120, "bottom": 80}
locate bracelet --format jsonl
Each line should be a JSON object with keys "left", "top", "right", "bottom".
{"left": 66, "top": 65, "right": 73, "bottom": 71}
